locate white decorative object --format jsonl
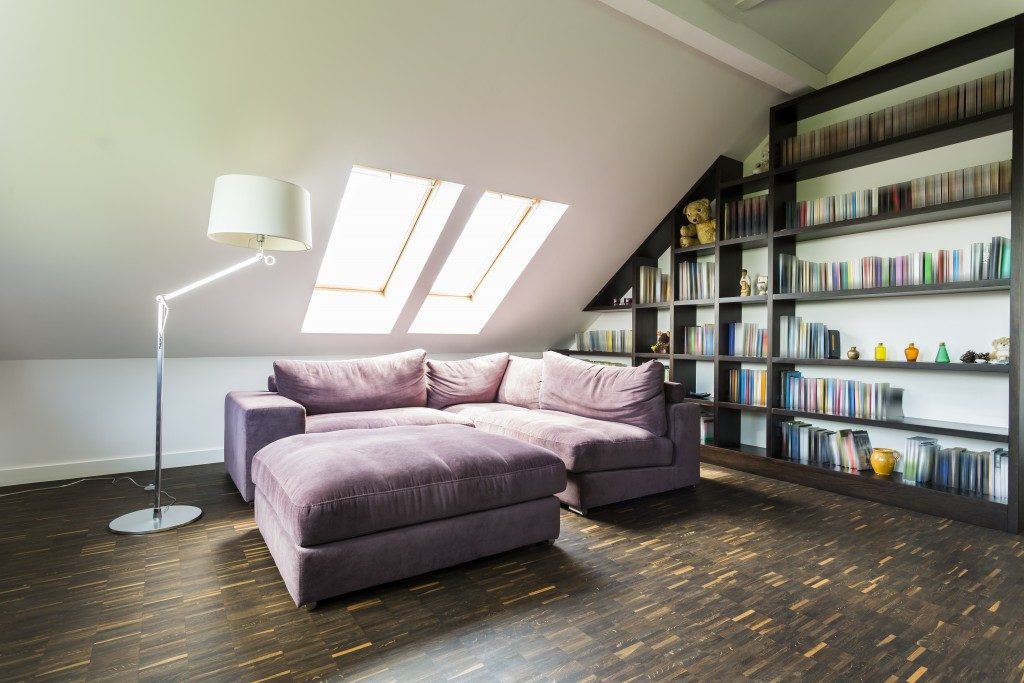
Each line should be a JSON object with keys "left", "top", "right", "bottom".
{"left": 755, "top": 274, "right": 768, "bottom": 296}
{"left": 992, "top": 336, "right": 1010, "bottom": 364}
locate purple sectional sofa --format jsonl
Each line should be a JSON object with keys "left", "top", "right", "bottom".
{"left": 225, "top": 349, "right": 700, "bottom": 514}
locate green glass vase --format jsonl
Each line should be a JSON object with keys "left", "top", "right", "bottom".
{"left": 935, "top": 342, "right": 950, "bottom": 363}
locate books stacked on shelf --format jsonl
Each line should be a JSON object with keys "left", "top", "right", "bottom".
{"left": 676, "top": 261, "right": 714, "bottom": 300}
{"left": 877, "top": 160, "right": 1010, "bottom": 213}
{"left": 779, "top": 371, "right": 904, "bottom": 420}
{"left": 898, "top": 436, "right": 1009, "bottom": 501}
{"left": 778, "top": 316, "right": 830, "bottom": 358}
{"left": 778, "top": 421, "right": 873, "bottom": 471}
{"left": 574, "top": 330, "right": 632, "bottom": 353}
{"left": 727, "top": 368, "right": 766, "bottom": 406}
{"left": 638, "top": 265, "right": 671, "bottom": 304}
{"left": 785, "top": 189, "right": 873, "bottom": 228}
{"left": 725, "top": 322, "right": 767, "bottom": 357}
{"left": 777, "top": 235, "right": 1011, "bottom": 293}
{"left": 723, "top": 195, "right": 769, "bottom": 239}
{"left": 779, "top": 68, "right": 1014, "bottom": 166}
{"left": 700, "top": 415, "right": 714, "bottom": 445}
{"left": 681, "top": 324, "right": 715, "bottom": 355}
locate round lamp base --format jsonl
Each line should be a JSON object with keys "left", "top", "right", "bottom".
{"left": 108, "top": 505, "right": 203, "bottom": 535}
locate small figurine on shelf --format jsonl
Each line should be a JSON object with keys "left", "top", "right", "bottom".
{"left": 960, "top": 350, "right": 978, "bottom": 363}
{"left": 623, "top": 297, "right": 633, "bottom": 305}
{"left": 904, "top": 343, "right": 919, "bottom": 362}
{"left": 651, "top": 331, "right": 670, "bottom": 354}
{"left": 874, "top": 343, "right": 887, "bottom": 361}
{"left": 612, "top": 298, "right": 619, "bottom": 306}
{"left": 752, "top": 142, "right": 770, "bottom": 175}
{"left": 684, "top": 198, "right": 717, "bottom": 245}
{"left": 754, "top": 274, "right": 768, "bottom": 296}
{"left": 992, "top": 336, "right": 1010, "bottom": 364}
{"left": 847, "top": 346, "right": 861, "bottom": 360}
{"left": 739, "top": 269, "right": 752, "bottom": 297}
{"left": 935, "top": 342, "right": 951, "bottom": 363}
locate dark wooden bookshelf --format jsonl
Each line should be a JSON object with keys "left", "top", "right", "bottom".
{"left": 773, "top": 357, "right": 1011, "bottom": 373}
{"left": 550, "top": 349, "right": 630, "bottom": 358}
{"left": 582, "top": 304, "right": 631, "bottom": 312}
{"left": 569, "top": 17, "right": 1023, "bottom": 531}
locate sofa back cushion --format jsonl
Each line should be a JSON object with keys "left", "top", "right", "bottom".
{"left": 538, "top": 351, "right": 666, "bottom": 436}
{"left": 496, "top": 355, "right": 542, "bottom": 409}
{"left": 274, "top": 350, "right": 427, "bottom": 415}
{"left": 426, "top": 353, "right": 510, "bottom": 409}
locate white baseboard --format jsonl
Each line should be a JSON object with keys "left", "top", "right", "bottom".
{"left": 0, "top": 448, "right": 223, "bottom": 487}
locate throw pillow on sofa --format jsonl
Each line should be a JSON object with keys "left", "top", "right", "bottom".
{"left": 496, "top": 355, "right": 543, "bottom": 409}
{"left": 538, "top": 351, "right": 666, "bottom": 436}
{"left": 274, "top": 349, "right": 427, "bottom": 415}
{"left": 426, "top": 353, "right": 510, "bottom": 409}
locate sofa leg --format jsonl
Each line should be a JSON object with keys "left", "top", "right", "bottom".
{"left": 535, "top": 538, "right": 556, "bottom": 546}
{"left": 566, "top": 505, "right": 587, "bottom": 517}
{"left": 301, "top": 601, "right": 318, "bottom": 612}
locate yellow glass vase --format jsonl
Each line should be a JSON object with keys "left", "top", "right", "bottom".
{"left": 874, "top": 343, "right": 887, "bottom": 361}
{"left": 870, "top": 448, "right": 901, "bottom": 476}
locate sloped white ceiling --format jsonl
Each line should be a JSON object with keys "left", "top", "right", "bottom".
{"left": 0, "top": 0, "right": 780, "bottom": 360}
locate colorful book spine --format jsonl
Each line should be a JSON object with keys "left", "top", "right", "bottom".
{"left": 727, "top": 369, "right": 767, "bottom": 406}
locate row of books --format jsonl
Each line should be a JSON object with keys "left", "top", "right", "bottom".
{"left": 726, "top": 322, "right": 768, "bottom": 358}
{"left": 778, "top": 68, "right": 1013, "bottom": 166}
{"left": 681, "top": 324, "right": 715, "bottom": 356}
{"left": 785, "top": 189, "right": 873, "bottom": 229}
{"left": 876, "top": 160, "right": 1010, "bottom": 214}
{"left": 778, "top": 316, "right": 834, "bottom": 359}
{"left": 722, "top": 195, "right": 769, "bottom": 239}
{"left": 637, "top": 265, "right": 671, "bottom": 304}
{"left": 776, "top": 235, "right": 1011, "bottom": 293}
{"left": 779, "top": 371, "right": 904, "bottom": 420}
{"left": 779, "top": 422, "right": 873, "bottom": 470}
{"left": 677, "top": 261, "right": 714, "bottom": 300}
{"left": 573, "top": 330, "right": 632, "bottom": 353}
{"left": 727, "top": 369, "right": 767, "bottom": 407}
{"left": 900, "top": 435, "right": 1009, "bottom": 500}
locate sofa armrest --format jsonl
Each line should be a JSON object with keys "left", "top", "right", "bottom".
{"left": 665, "top": 402, "right": 700, "bottom": 485}
{"left": 225, "top": 391, "right": 305, "bottom": 502}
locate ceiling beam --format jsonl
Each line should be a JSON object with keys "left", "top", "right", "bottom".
{"left": 596, "top": 0, "right": 826, "bottom": 95}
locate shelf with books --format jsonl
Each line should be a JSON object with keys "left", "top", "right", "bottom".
{"left": 672, "top": 353, "right": 715, "bottom": 361}
{"left": 551, "top": 349, "right": 631, "bottom": 358}
{"left": 773, "top": 279, "right": 1010, "bottom": 302}
{"left": 674, "top": 243, "right": 715, "bottom": 256}
{"left": 703, "top": 442, "right": 768, "bottom": 458}
{"left": 673, "top": 298, "right": 715, "bottom": 307}
{"left": 720, "top": 356, "right": 767, "bottom": 364}
{"left": 717, "top": 234, "right": 769, "bottom": 250}
{"left": 718, "top": 401, "right": 767, "bottom": 412}
{"left": 772, "top": 357, "right": 1010, "bottom": 373}
{"left": 771, "top": 408, "right": 1008, "bottom": 442}
{"left": 634, "top": 352, "right": 670, "bottom": 360}
{"left": 635, "top": 302, "right": 671, "bottom": 310}
{"left": 719, "top": 172, "right": 769, "bottom": 192}
{"left": 773, "top": 195, "right": 1011, "bottom": 243}
{"left": 773, "top": 108, "right": 1012, "bottom": 182}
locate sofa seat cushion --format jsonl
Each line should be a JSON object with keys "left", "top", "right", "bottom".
{"left": 252, "top": 424, "right": 566, "bottom": 547}
{"left": 443, "top": 402, "right": 530, "bottom": 421}
{"left": 305, "top": 407, "right": 471, "bottom": 433}
{"left": 472, "top": 409, "right": 673, "bottom": 473}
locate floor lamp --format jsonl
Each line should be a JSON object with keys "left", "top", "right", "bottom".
{"left": 108, "top": 175, "right": 312, "bottom": 534}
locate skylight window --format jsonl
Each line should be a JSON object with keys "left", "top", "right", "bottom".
{"left": 409, "top": 194, "right": 568, "bottom": 334}
{"left": 430, "top": 192, "right": 538, "bottom": 298}
{"left": 302, "top": 166, "right": 462, "bottom": 334}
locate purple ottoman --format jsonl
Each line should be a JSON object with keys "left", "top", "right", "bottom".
{"left": 252, "top": 424, "right": 566, "bottom": 607}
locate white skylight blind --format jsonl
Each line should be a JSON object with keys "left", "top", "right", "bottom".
{"left": 430, "top": 191, "right": 537, "bottom": 298}
{"left": 315, "top": 167, "right": 438, "bottom": 294}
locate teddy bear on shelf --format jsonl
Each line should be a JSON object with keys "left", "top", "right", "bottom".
{"left": 752, "top": 142, "right": 770, "bottom": 174}
{"left": 681, "top": 198, "right": 716, "bottom": 246}
{"left": 651, "top": 331, "right": 670, "bottom": 354}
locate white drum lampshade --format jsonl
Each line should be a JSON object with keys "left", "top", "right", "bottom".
{"left": 208, "top": 174, "right": 313, "bottom": 251}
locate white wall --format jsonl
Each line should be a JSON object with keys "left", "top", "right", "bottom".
{"left": 0, "top": 353, "right": 539, "bottom": 486}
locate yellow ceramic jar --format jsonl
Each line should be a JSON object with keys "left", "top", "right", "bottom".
{"left": 870, "top": 448, "right": 901, "bottom": 476}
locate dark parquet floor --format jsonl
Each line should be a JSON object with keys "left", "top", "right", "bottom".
{"left": 1, "top": 462, "right": 1023, "bottom": 682}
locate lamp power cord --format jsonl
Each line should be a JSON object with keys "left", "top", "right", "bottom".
{"left": 0, "top": 476, "right": 178, "bottom": 507}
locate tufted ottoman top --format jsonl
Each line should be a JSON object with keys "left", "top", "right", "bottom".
{"left": 252, "top": 424, "right": 566, "bottom": 547}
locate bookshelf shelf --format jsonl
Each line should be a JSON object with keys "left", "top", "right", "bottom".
{"left": 773, "top": 195, "right": 1011, "bottom": 243}
{"left": 773, "top": 108, "right": 1012, "bottom": 182}
{"left": 573, "top": 17, "right": 1023, "bottom": 531}
{"left": 719, "top": 295, "right": 767, "bottom": 305}
{"left": 684, "top": 397, "right": 715, "bottom": 407}
{"left": 771, "top": 408, "right": 1009, "bottom": 442}
{"left": 772, "top": 357, "right": 1010, "bottom": 373}
{"left": 583, "top": 304, "right": 631, "bottom": 312}
{"left": 773, "top": 279, "right": 1009, "bottom": 302}
{"left": 634, "top": 352, "right": 670, "bottom": 360}
{"left": 551, "top": 349, "right": 630, "bottom": 358}
{"left": 718, "top": 402, "right": 767, "bottom": 412}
